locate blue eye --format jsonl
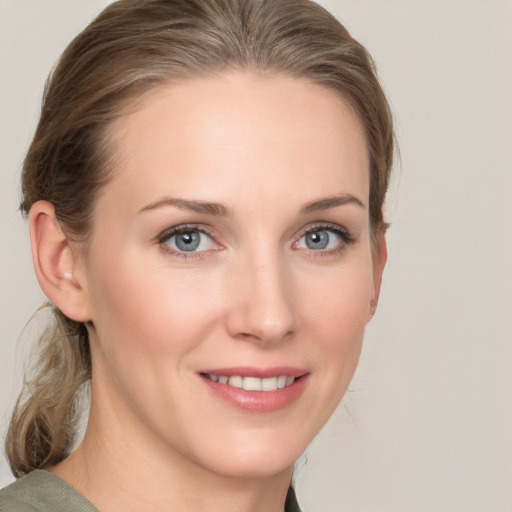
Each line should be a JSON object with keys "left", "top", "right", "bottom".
{"left": 164, "top": 228, "right": 215, "bottom": 253}
{"left": 296, "top": 227, "right": 349, "bottom": 252}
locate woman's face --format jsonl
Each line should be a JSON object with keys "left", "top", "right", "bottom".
{"left": 77, "top": 72, "right": 384, "bottom": 478}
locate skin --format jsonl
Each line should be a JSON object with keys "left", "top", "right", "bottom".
{"left": 31, "top": 72, "right": 386, "bottom": 512}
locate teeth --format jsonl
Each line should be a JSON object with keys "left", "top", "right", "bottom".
{"left": 277, "top": 376, "right": 287, "bottom": 389}
{"left": 206, "top": 374, "right": 296, "bottom": 391}
{"left": 228, "top": 375, "right": 243, "bottom": 388}
{"left": 261, "top": 377, "right": 277, "bottom": 391}
{"left": 243, "top": 376, "right": 262, "bottom": 391}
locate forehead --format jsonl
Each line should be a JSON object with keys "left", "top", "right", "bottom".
{"left": 102, "top": 72, "right": 369, "bottom": 213}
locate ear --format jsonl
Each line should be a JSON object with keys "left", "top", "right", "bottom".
{"left": 29, "top": 200, "right": 91, "bottom": 322}
{"left": 369, "top": 232, "right": 387, "bottom": 319}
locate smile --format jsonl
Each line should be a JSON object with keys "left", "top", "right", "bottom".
{"left": 199, "top": 367, "right": 309, "bottom": 413}
{"left": 203, "top": 374, "right": 296, "bottom": 391}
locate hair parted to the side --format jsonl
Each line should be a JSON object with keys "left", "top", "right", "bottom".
{"left": 7, "top": 0, "right": 394, "bottom": 477}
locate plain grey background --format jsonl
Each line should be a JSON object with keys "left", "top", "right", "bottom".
{"left": 1, "top": 1, "right": 511, "bottom": 510}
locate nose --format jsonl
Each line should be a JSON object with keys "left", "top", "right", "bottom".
{"left": 224, "top": 251, "right": 297, "bottom": 346}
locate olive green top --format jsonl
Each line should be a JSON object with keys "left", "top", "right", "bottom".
{"left": 0, "top": 470, "right": 301, "bottom": 511}
{"left": 0, "top": 470, "right": 98, "bottom": 511}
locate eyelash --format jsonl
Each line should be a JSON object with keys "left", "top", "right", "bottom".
{"left": 156, "top": 222, "right": 355, "bottom": 260}
{"left": 157, "top": 224, "right": 220, "bottom": 260}
{"left": 294, "top": 222, "right": 355, "bottom": 257}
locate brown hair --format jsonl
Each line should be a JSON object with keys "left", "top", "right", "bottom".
{"left": 7, "top": 0, "right": 394, "bottom": 477}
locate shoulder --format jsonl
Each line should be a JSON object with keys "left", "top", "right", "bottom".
{"left": 0, "top": 483, "right": 38, "bottom": 512}
{"left": 0, "top": 472, "right": 41, "bottom": 512}
{"left": 0, "top": 470, "right": 98, "bottom": 512}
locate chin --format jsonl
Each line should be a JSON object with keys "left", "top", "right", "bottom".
{"left": 202, "top": 452, "right": 297, "bottom": 480}
{"left": 185, "top": 426, "right": 310, "bottom": 480}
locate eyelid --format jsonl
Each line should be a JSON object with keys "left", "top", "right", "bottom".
{"left": 157, "top": 223, "right": 215, "bottom": 242}
{"left": 295, "top": 222, "right": 353, "bottom": 240}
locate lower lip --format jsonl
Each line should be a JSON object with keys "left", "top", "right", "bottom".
{"left": 201, "top": 375, "right": 309, "bottom": 413}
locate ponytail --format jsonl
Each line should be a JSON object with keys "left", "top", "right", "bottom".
{"left": 5, "top": 306, "right": 91, "bottom": 477}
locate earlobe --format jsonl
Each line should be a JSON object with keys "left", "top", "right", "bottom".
{"left": 29, "top": 200, "right": 91, "bottom": 322}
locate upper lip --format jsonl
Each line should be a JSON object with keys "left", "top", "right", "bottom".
{"left": 198, "top": 366, "right": 308, "bottom": 378}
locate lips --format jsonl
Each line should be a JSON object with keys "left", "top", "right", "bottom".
{"left": 203, "top": 373, "right": 296, "bottom": 391}
{"left": 198, "top": 367, "right": 309, "bottom": 413}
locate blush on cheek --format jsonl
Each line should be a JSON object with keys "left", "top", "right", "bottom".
{"left": 306, "top": 269, "right": 373, "bottom": 322}
{"left": 302, "top": 268, "right": 371, "bottom": 363}
{"left": 91, "top": 258, "right": 221, "bottom": 356}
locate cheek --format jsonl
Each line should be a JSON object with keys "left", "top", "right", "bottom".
{"left": 300, "top": 260, "right": 373, "bottom": 374}
{"left": 83, "top": 250, "right": 227, "bottom": 425}
{"left": 303, "top": 258, "right": 372, "bottom": 325}
{"left": 86, "top": 248, "right": 225, "bottom": 360}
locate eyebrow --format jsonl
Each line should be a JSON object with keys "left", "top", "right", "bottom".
{"left": 299, "top": 193, "right": 365, "bottom": 214}
{"left": 138, "top": 197, "right": 231, "bottom": 216}
{"left": 138, "top": 192, "right": 364, "bottom": 217}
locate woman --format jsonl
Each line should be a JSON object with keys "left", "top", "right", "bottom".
{"left": 0, "top": 0, "right": 393, "bottom": 510}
